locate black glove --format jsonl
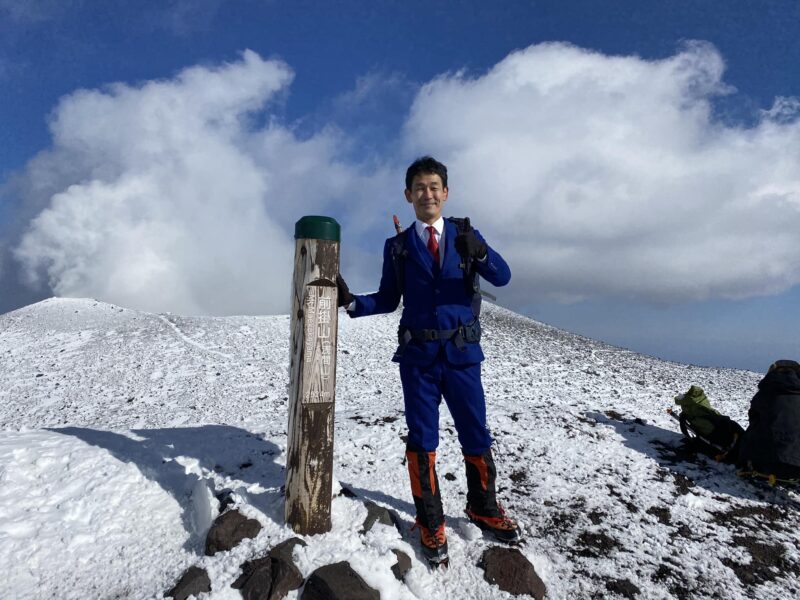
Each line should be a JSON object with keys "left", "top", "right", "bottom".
{"left": 454, "top": 230, "right": 487, "bottom": 261}
{"left": 336, "top": 274, "right": 354, "bottom": 308}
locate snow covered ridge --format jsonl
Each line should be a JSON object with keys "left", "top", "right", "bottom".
{"left": 0, "top": 297, "right": 797, "bottom": 599}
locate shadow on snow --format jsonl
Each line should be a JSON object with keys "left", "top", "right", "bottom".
{"left": 49, "top": 424, "right": 284, "bottom": 552}
{"left": 589, "top": 412, "right": 799, "bottom": 506}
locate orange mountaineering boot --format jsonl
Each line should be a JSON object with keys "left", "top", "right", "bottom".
{"left": 406, "top": 445, "right": 449, "bottom": 567}
{"left": 463, "top": 449, "right": 522, "bottom": 544}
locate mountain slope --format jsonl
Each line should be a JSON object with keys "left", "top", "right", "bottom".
{"left": 1, "top": 298, "right": 797, "bottom": 599}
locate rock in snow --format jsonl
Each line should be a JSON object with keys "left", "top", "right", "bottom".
{"left": 205, "top": 509, "right": 263, "bottom": 555}
{"left": 230, "top": 538, "right": 305, "bottom": 600}
{"left": 166, "top": 566, "right": 211, "bottom": 600}
{"left": 390, "top": 549, "right": 412, "bottom": 581}
{"left": 480, "top": 546, "right": 546, "bottom": 598}
{"left": 362, "top": 500, "right": 399, "bottom": 534}
{"left": 302, "top": 561, "right": 380, "bottom": 599}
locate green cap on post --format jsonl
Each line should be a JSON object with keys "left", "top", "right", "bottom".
{"left": 294, "top": 216, "right": 341, "bottom": 241}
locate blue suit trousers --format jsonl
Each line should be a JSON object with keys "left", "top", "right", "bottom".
{"left": 400, "top": 356, "right": 493, "bottom": 455}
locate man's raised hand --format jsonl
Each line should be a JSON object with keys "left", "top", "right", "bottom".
{"left": 336, "top": 274, "right": 354, "bottom": 307}
{"left": 454, "top": 230, "right": 487, "bottom": 261}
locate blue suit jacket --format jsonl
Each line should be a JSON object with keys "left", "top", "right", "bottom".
{"left": 349, "top": 219, "right": 511, "bottom": 366}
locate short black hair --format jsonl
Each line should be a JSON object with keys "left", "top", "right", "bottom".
{"left": 405, "top": 156, "right": 448, "bottom": 190}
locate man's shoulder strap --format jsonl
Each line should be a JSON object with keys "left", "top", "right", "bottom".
{"left": 389, "top": 228, "right": 409, "bottom": 293}
{"left": 389, "top": 227, "right": 409, "bottom": 255}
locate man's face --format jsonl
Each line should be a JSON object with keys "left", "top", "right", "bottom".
{"left": 405, "top": 173, "right": 448, "bottom": 224}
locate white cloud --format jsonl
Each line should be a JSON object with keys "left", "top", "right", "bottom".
{"left": 402, "top": 42, "right": 800, "bottom": 304}
{"left": 10, "top": 43, "right": 800, "bottom": 317}
{"left": 13, "top": 50, "right": 369, "bottom": 315}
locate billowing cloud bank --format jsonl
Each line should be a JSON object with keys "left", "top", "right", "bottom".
{"left": 8, "top": 43, "right": 800, "bottom": 315}
{"left": 13, "top": 51, "right": 364, "bottom": 315}
{"left": 403, "top": 42, "right": 800, "bottom": 304}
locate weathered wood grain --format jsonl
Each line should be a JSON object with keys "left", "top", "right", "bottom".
{"left": 285, "top": 238, "right": 339, "bottom": 534}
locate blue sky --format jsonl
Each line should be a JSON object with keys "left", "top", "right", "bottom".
{"left": 1, "top": 0, "right": 799, "bottom": 372}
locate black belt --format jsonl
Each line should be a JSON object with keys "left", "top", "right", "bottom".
{"left": 408, "top": 328, "right": 458, "bottom": 342}
{"left": 397, "top": 319, "right": 482, "bottom": 352}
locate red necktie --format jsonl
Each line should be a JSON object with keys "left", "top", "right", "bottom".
{"left": 426, "top": 225, "right": 440, "bottom": 264}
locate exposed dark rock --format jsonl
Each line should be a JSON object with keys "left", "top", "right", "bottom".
{"left": 509, "top": 470, "right": 526, "bottom": 483}
{"left": 674, "top": 524, "right": 693, "bottom": 539}
{"left": 270, "top": 537, "right": 307, "bottom": 563}
{"left": 232, "top": 556, "right": 272, "bottom": 598}
{"left": 569, "top": 496, "right": 587, "bottom": 510}
{"left": 232, "top": 556, "right": 269, "bottom": 589}
{"left": 652, "top": 564, "right": 692, "bottom": 600}
{"left": 604, "top": 577, "right": 640, "bottom": 599}
{"left": 575, "top": 531, "right": 620, "bottom": 557}
{"left": 166, "top": 566, "right": 211, "bottom": 600}
{"left": 671, "top": 472, "right": 695, "bottom": 495}
{"left": 361, "top": 501, "right": 397, "bottom": 534}
{"left": 205, "top": 509, "right": 262, "bottom": 555}
{"left": 646, "top": 506, "right": 671, "bottom": 525}
{"left": 542, "top": 510, "right": 575, "bottom": 536}
{"left": 269, "top": 539, "right": 306, "bottom": 599}
{"left": 232, "top": 538, "right": 305, "bottom": 600}
{"left": 711, "top": 504, "right": 795, "bottom": 534}
{"left": 268, "top": 557, "right": 304, "bottom": 599}
{"left": 390, "top": 549, "right": 412, "bottom": 581}
{"left": 722, "top": 534, "right": 789, "bottom": 585}
{"left": 652, "top": 564, "right": 671, "bottom": 582}
{"left": 479, "top": 546, "right": 546, "bottom": 599}
{"left": 587, "top": 510, "right": 605, "bottom": 525}
{"left": 301, "top": 561, "right": 379, "bottom": 600}
{"left": 444, "top": 472, "right": 457, "bottom": 481}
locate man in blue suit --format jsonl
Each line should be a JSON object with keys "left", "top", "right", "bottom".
{"left": 337, "top": 156, "right": 521, "bottom": 567}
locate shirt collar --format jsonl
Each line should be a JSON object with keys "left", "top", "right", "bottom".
{"left": 414, "top": 216, "right": 444, "bottom": 238}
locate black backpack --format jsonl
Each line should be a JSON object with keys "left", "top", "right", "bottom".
{"left": 736, "top": 360, "right": 800, "bottom": 483}
{"left": 389, "top": 216, "right": 482, "bottom": 317}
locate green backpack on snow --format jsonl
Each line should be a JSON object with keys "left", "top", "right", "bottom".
{"left": 672, "top": 385, "right": 744, "bottom": 463}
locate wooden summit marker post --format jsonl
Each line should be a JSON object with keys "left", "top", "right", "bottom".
{"left": 286, "top": 215, "right": 341, "bottom": 534}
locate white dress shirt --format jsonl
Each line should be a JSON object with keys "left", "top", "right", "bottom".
{"left": 415, "top": 216, "right": 445, "bottom": 267}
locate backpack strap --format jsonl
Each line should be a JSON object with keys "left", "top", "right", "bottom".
{"left": 389, "top": 229, "right": 409, "bottom": 295}
{"left": 447, "top": 216, "right": 482, "bottom": 317}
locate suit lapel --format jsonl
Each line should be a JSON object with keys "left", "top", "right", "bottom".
{"left": 442, "top": 218, "right": 458, "bottom": 271}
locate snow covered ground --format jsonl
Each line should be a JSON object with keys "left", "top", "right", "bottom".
{"left": 1, "top": 297, "right": 798, "bottom": 599}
